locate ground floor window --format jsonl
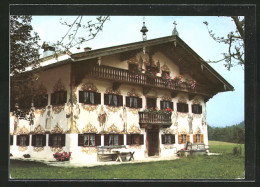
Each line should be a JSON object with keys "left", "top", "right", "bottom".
{"left": 16, "top": 135, "right": 29, "bottom": 146}
{"left": 178, "top": 134, "right": 190, "bottom": 144}
{"left": 193, "top": 134, "right": 204, "bottom": 143}
{"left": 104, "top": 134, "right": 124, "bottom": 146}
{"left": 78, "top": 134, "right": 101, "bottom": 147}
{"left": 10, "top": 135, "right": 13, "bottom": 145}
{"left": 32, "top": 134, "right": 46, "bottom": 147}
{"left": 48, "top": 134, "right": 65, "bottom": 147}
{"left": 127, "top": 134, "right": 144, "bottom": 145}
{"left": 161, "top": 134, "right": 175, "bottom": 144}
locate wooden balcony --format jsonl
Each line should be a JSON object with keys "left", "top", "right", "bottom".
{"left": 86, "top": 65, "right": 210, "bottom": 96}
{"left": 138, "top": 112, "right": 172, "bottom": 128}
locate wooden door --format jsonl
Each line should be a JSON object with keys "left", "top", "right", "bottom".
{"left": 147, "top": 129, "right": 159, "bottom": 156}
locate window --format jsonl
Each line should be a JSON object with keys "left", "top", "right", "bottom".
{"left": 48, "top": 134, "right": 65, "bottom": 147}
{"left": 161, "top": 134, "right": 175, "bottom": 144}
{"left": 51, "top": 91, "right": 67, "bottom": 105}
{"left": 192, "top": 104, "right": 202, "bottom": 114}
{"left": 16, "top": 135, "right": 29, "bottom": 146}
{"left": 178, "top": 134, "right": 190, "bottom": 144}
{"left": 177, "top": 103, "right": 188, "bottom": 113}
{"left": 160, "top": 101, "right": 173, "bottom": 110}
{"left": 79, "top": 91, "right": 101, "bottom": 105}
{"left": 32, "top": 134, "right": 46, "bottom": 147}
{"left": 127, "top": 134, "right": 144, "bottom": 145}
{"left": 193, "top": 134, "right": 204, "bottom": 143}
{"left": 104, "top": 134, "right": 124, "bottom": 146}
{"left": 146, "top": 97, "right": 157, "bottom": 109}
{"left": 34, "top": 94, "right": 48, "bottom": 108}
{"left": 10, "top": 135, "right": 13, "bottom": 146}
{"left": 78, "top": 134, "right": 101, "bottom": 147}
{"left": 104, "top": 94, "right": 123, "bottom": 107}
{"left": 126, "top": 96, "right": 142, "bottom": 108}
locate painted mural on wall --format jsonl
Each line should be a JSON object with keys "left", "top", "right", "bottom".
{"left": 98, "top": 105, "right": 107, "bottom": 131}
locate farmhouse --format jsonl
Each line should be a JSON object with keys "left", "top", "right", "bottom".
{"left": 9, "top": 24, "right": 233, "bottom": 163}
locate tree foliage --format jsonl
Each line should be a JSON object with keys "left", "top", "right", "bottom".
{"left": 203, "top": 16, "right": 244, "bottom": 70}
{"left": 208, "top": 121, "right": 245, "bottom": 144}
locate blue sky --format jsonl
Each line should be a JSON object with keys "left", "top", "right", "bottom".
{"left": 31, "top": 16, "right": 244, "bottom": 127}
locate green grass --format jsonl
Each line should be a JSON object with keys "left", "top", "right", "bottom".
{"left": 10, "top": 141, "right": 244, "bottom": 179}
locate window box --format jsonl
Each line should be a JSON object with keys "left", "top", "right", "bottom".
{"left": 127, "top": 134, "right": 144, "bottom": 145}
{"left": 78, "top": 134, "right": 101, "bottom": 147}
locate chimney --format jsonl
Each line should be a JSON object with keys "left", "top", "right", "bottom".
{"left": 84, "top": 47, "right": 92, "bottom": 52}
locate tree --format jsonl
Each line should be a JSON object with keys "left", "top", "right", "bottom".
{"left": 203, "top": 16, "right": 244, "bottom": 70}
{"left": 10, "top": 15, "right": 41, "bottom": 111}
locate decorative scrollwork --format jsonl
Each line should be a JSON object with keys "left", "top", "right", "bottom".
{"left": 50, "top": 147, "right": 63, "bottom": 153}
{"left": 192, "top": 98, "right": 201, "bottom": 105}
{"left": 127, "top": 89, "right": 140, "bottom": 97}
{"left": 193, "top": 114, "right": 201, "bottom": 118}
{"left": 81, "top": 104, "right": 98, "bottom": 112}
{"left": 81, "top": 147, "right": 97, "bottom": 155}
{"left": 178, "top": 96, "right": 187, "bottom": 103}
{"left": 18, "top": 146, "right": 28, "bottom": 152}
{"left": 163, "top": 128, "right": 174, "bottom": 134}
{"left": 106, "top": 105, "right": 121, "bottom": 113}
{"left": 50, "top": 123, "right": 63, "bottom": 134}
{"left": 106, "top": 124, "right": 122, "bottom": 134}
{"left": 163, "top": 145, "right": 174, "bottom": 150}
{"left": 82, "top": 122, "right": 98, "bottom": 134}
{"left": 17, "top": 126, "right": 29, "bottom": 135}
{"left": 178, "top": 112, "right": 188, "bottom": 118}
{"left": 105, "top": 87, "right": 121, "bottom": 95}
{"left": 33, "top": 147, "right": 44, "bottom": 152}
{"left": 128, "top": 108, "right": 140, "bottom": 114}
{"left": 128, "top": 145, "right": 142, "bottom": 149}
{"left": 35, "top": 108, "right": 46, "bottom": 116}
{"left": 33, "top": 124, "right": 45, "bottom": 134}
{"left": 161, "top": 64, "right": 170, "bottom": 72}
{"left": 161, "top": 95, "right": 172, "bottom": 101}
{"left": 52, "top": 105, "right": 65, "bottom": 114}
{"left": 36, "top": 83, "right": 47, "bottom": 95}
{"left": 81, "top": 82, "right": 99, "bottom": 92}
{"left": 53, "top": 78, "right": 66, "bottom": 92}
{"left": 128, "top": 124, "right": 141, "bottom": 134}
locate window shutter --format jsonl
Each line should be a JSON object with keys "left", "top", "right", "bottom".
{"left": 161, "top": 134, "right": 165, "bottom": 144}
{"left": 48, "top": 134, "right": 53, "bottom": 147}
{"left": 104, "top": 134, "right": 109, "bottom": 146}
{"left": 10, "top": 135, "right": 13, "bottom": 145}
{"left": 104, "top": 94, "right": 109, "bottom": 105}
{"left": 185, "top": 104, "right": 189, "bottom": 113}
{"left": 32, "top": 135, "right": 36, "bottom": 146}
{"left": 170, "top": 134, "right": 175, "bottom": 144}
{"left": 25, "top": 135, "right": 29, "bottom": 146}
{"left": 126, "top": 97, "right": 130, "bottom": 107}
{"left": 61, "top": 134, "right": 66, "bottom": 146}
{"left": 95, "top": 134, "right": 101, "bottom": 146}
{"left": 199, "top": 105, "right": 202, "bottom": 114}
{"left": 192, "top": 105, "right": 195, "bottom": 113}
{"left": 137, "top": 98, "right": 142, "bottom": 108}
{"left": 201, "top": 134, "right": 204, "bottom": 143}
{"left": 187, "top": 135, "right": 190, "bottom": 143}
{"left": 178, "top": 135, "right": 181, "bottom": 144}
{"left": 16, "top": 135, "right": 20, "bottom": 146}
{"left": 118, "top": 134, "right": 124, "bottom": 145}
{"left": 63, "top": 91, "right": 67, "bottom": 104}
{"left": 160, "top": 101, "right": 164, "bottom": 110}
{"left": 169, "top": 102, "right": 173, "bottom": 110}
{"left": 95, "top": 93, "right": 101, "bottom": 105}
{"left": 127, "top": 134, "right": 131, "bottom": 145}
{"left": 177, "top": 103, "right": 181, "bottom": 112}
{"left": 139, "top": 134, "right": 144, "bottom": 145}
{"left": 78, "top": 134, "right": 84, "bottom": 146}
{"left": 79, "top": 91, "right": 84, "bottom": 103}
{"left": 193, "top": 134, "right": 196, "bottom": 143}
{"left": 118, "top": 95, "right": 123, "bottom": 106}
{"left": 51, "top": 93, "right": 55, "bottom": 105}
{"left": 42, "top": 134, "right": 46, "bottom": 146}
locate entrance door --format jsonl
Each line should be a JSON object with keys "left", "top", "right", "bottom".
{"left": 147, "top": 128, "right": 159, "bottom": 156}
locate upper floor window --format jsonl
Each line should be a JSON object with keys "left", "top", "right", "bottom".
{"left": 34, "top": 94, "right": 48, "bottom": 108}
{"left": 127, "top": 134, "right": 144, "bottom": 145}
{"left": 78, "top": 133, "right": 101, "bottom": 147}
{"left": 79, "top": 91, "right": 101, "bottom": 105}
{"left": 126, "top": 96, "right": 142, "bottom": 108}
{"left": 32, "top": 134, "right": 46, "bottom": 147}
{"left": 48, "top": 134, "right": 66, "bottom": 147}
{"left": 104, "top": 134, "right": 124, "bottom": 146}
{"left": 192, "top": 104, "right": 202, "bottom": 114}
{"left": 177, "top": 103, "right": 188, "bottom": 113}
{"left": 104, "top": 94, "right": 123, "bottom": 107}
{"left": 160, "top": 100, "right": 173, "bottom": 110}
{"left": 161, "top": 134, "right": 175, "bottom": 144}
{"left": 16, "top": 135, "right": 29, "bottom": 146}
{"left": 51, "top": 91, "right": 67, "bottom": 105}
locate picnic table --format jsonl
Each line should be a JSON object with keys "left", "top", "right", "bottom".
{"left": 111, "top": 148, "right": 135, "bottom": 162}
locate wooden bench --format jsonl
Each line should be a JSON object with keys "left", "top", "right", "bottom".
{"left": 177, "top": 143, "right": 209, "bottom": 157}
{"left": 97, "top": 145, "right": 126, "bottom": 161}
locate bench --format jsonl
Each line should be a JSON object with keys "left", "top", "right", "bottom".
{"left": 177, "top": 143, "right": 209, "bottom": 157}
{"left": 97, "top": 145, "right": 128, "bottom": 161}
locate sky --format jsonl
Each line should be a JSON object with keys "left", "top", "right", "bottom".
{"left": 31, "top": 16, "right": 244, "bottom": 127}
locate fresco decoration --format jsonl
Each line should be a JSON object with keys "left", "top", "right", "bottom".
{"left": 82, "top": 122, "right": 98, "bottom": 134}
{"left": 82, "top": 104, "right": 98, "bottom": 112}
{"left": 106, "top": 123, "right": 122, "bottom": 134}
{"left": 81, "top": 147, "right": 97, "bottom": 155}
{"left": 106, "top": 105, "right": 121, "bottom": 113}
{"left": 18, "top": 146, "right": 28, "bottom": 152}
{"left": 50, "top": 123, "right": 64, "bottom": 134}
{"left": 163, "top": 128, "right": 174, "bottom": 134}
{"left": 127, "top": 89, "right": 140, "bottom": 97}
{"left": 128, "top": 124, "right": 141, "bottom": 134}
{"left": 33, "top": 147, "right": 44, "bottom": 152}
{"left": 33, "top": 124, "right": 45, "bottom": 134}
{"left": 195, "top": 126, "right": 201, "bottom": 134}
{"left": 36, "top": 83, "right": 48, "bottom": 95}
{"left": 98, "top": 105, "right": 107, "bottom": 131}
{"left": 128, "top": 108, "right": 140, "bottom": 114}
{"left": 161, "top": 95, "right": 171, "bottom": 102}
{"left": 53, "top": 78, "right": 66, "bottom": 92}
{"left": 128, "top": 145, "right": 142, "bottom": 149}
{"left": 127, "top": 57, "right": 138, "bottom": 65}
{"left": 163, "top": 145, "right": 174, "bottom": 150}
{"left": 178, "top": 112, "right": 188, "bottom": 118}
{"left": 136, "top": 53, "right": 150, "bottom": 66}
{"left": 178, "top": 96, "right": 187, "bottom": 103}
{"left": 178, "top": 126, "right": 189, "bottom": 134}
{"left": 35, "top": 108, "right": 46, "bottom": 116}
{"left": 192, "top": 98, "right": 201, "bottom": 105}
{"left": 193, "top": 114, "right": 201, "bottom": 118}
{"left": 161, "top": 64, "right": 170, "bottom": 73}
{"left": 53, "top": 105, "right": 65, "bottom": 114}
{"left": 17, "top": 125, "right": 29, "bottom": 135}
{"left": 81, "top": 82, "right": 99, "bottom": 92}
{"left": 105, "top": 87, "right": 121, "bottom": 95}
{"left": 50, "top": 147, "right": 63, "bottom": 153}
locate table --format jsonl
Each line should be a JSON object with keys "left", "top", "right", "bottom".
{"left": 112, "top": 149, "right": 135, "bottom": 162}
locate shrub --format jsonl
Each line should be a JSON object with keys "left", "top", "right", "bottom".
{"left": 53, "top": 152, "right": 72, "bottom": 161}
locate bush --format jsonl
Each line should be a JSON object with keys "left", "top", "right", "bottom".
{"left": 53, "top": 152, "right": 72, "bottom": 161}
{"left": 232, "top": 146, "right": 242, "bottom": 156}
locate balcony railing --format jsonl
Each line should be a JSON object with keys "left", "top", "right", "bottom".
{"left": 138, "top": 112, "right": 172, "bottom": 127}
{"left": 86, "top": 65, "right": 209, "bottom": 95}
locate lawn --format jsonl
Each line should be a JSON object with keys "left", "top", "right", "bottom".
{"left": 10, "top": 141, "right": 245, "bottom": 179}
